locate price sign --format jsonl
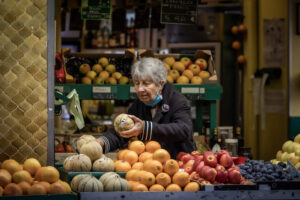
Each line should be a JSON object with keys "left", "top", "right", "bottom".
{"left": 160, "top": 0, "right": 197, "bottom": 25}
{"left": 92, "top": 86, "right": 117, "bottom": 99}
{"left": 129, "top": 86, "right": 137, "bottom": 99}
{"left": 181, "top": 87, "right": 205, "bottom": 100}
{"left": 81, "top": 0, "right": 112, "bottom": 20}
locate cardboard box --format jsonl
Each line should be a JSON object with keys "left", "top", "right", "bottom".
{"left": 138, "top": 49, "right": 218, "bottom": 84}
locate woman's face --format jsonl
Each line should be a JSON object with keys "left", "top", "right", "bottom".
{"left": 133, "top": 78, "right": 161, "bottom": 104}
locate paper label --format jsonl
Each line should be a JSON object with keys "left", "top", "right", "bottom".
{"left": 93, "top": 87, "right": 111, "bottom": 93}
{"left": 181, "top": 87, "right": 199, "bottom": 94}
{"left": 55, "top": 86, "right": 64, "bottom": 92}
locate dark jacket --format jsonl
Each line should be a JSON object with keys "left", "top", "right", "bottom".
{"left": 100, "top": 82, "right": 197, "bottom": 159}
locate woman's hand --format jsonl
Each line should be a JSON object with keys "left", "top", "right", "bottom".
{"left": 119, "top": 115, "right": 144, "bottom": 138}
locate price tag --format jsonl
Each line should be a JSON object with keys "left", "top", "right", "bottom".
{"left": 81, "top": 0, "right": 112, "bottom": 20}
{"left": 55, "top": 86, "right": 64, "bottom": 93}
{"left": 181, "top": 87, "right": 199, "bottom": 94}
{"left": 93, "top": 86, "right": 111, "bottom": 93}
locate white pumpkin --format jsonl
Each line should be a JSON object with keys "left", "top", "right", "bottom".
{"left": 99, "top": 172, "right": 130, "bottom": 191}
{"left": 93, "top": 157, "right": 115, "bottom": 172}
{"left": 79, "top": 141, "right": 103, "bottom": 161}
{"left": 76, "top": 135, "right": 97, "bottom": 151}
{"left": 71, "top": 174, "right": 103, "bottom": 192}
{"left": 63, "top": 154, "right": 92, "bottom": 171}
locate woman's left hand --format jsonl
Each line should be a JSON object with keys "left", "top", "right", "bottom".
{"left": 119, "top": 115, "right": 144, "bottom": 138}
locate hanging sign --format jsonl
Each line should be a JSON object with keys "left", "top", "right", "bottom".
{"left": 81, "top": 0, "right": 112, "bottom": 20}
{"left": 160, "top": 0, "right": 197, "bottom": 25}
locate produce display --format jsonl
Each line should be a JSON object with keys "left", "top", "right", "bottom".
{"left": 238, "top": 159, "right": 297, "bottom": 182}
{"left": 60, "top": 134, "right": 300, "bottom": 193}
{"left": 64, "top": 55, "right": 132, "bottom": 84}
{"left": 0, "top": 158, "right": 71, "bottom": 196}
{"left": 163, "top": 56, "right": 211, "bottom": 84}
{"left": 271, "top": 133, "right": 300, "bottom": 172}
{"left": 176, "top": 150, "right": 250, "bottom": 185}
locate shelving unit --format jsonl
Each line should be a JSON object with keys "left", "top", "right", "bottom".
{"left": 55, "top": 83, "right": 222, "bottom": 137}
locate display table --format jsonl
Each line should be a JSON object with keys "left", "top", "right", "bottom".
{"left": 80, "top": 190, "right": 300, "bottom": 200}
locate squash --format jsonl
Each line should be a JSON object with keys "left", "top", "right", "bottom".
{"left": 71, "top": 174, "right": 103, "bottom": 192}
{"left": 63, "top": 154, "right": 92, "bottom": 171}
{"left": 76, "top": 135, "right": 97, "bottom": 151}
{"left": 79, "top": 141, "right": 103, "bottom": 161}
{"left": 92, "top": 157, "right": 115, "bottom": 172}
{"left": 99, "top": 172, "right": 130, "bottom": 191}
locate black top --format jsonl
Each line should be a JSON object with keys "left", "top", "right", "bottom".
{"left": 100, "top": 82, "right": 197, "bottom": 159}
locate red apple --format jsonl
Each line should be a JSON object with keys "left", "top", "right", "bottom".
{"left": 191, "top": 150, "right": 201, "bottom": 156}
{"left": 184, "top": 166, "right": 194, "bottom": 174}
{"left": 176, "top": 152, "right": 187, "bottom": 161}
{"left": 183, "top": 159, "right": 195, "bottom": 168}
{"left": 193, "top": 158, "right": 203, "bottom": 170}
{"left": 228, "top": 169, "right": 242, "bottom": 184}
{"left": 195, "top": 58, "right": 208, "bottom": 70}
{"left": 190, "top": 171, "right": 200, "bottom": 180}
{"left": 199, "top": 165, "right": 217, "bottom": 183}
{"left": 178, "top": 160, "right": 184, "bottom": 168}
{"left": 219, "top": 154, "right": 233, "bottom": 168}
{"left": 193, "top": 154, "right": 203, "bottom": 161}
{"left": 215, "top": 169, "right": 228, "bottom": 183}
{"left": 180, "top": 153, "right": 195, "bottom": 164}
{"left": 195, "top": 161, "right": 205, "bottom": 174}
{"left": 217, "top": 150, "right": 230, "bottom": 162}
{"left": 215, "top": 164, "right": 225, "bottom": 171}
{"left": 203, "top": 151, "right": 217, "bottom": 168}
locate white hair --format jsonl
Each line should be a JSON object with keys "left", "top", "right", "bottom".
{"left": 131, "top": 57, "right": 167, "bottom": 85}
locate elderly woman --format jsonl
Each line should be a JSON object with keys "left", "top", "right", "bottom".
{"left": 98, "top": 57, "right": 196, "bottom": 158}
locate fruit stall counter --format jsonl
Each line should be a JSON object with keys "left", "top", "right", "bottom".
{"left": 79, "top": 190, "right": 300, "bottom": 200}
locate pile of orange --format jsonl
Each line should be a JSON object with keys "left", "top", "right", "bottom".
{"left": 116, "top": 140, "right": 199, "bottom": 191}
{"left": 0, "top": 158, "right": 71, "bottom": 196}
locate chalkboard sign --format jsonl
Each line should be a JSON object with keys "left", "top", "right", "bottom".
{"left": 160, "top": 0, "right": 197, "bottom": 25}
{"left": 81, "top": 0, "right": 112, "bottom": 20}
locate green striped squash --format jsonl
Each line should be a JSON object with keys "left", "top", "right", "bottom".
{"left": 92, "top": 157, "right": 115, "bottom": 172}
{"left": 71, "top": 174, "right": 103, "bottom": 192}
{"left": 79, "top": 141, "right": 103, "bottom": 161}
{"left": 63, "top": 154, "right": 92, "bottom": 171}
{"left": 99, "top": 172, "right": 130, "bottom": 191}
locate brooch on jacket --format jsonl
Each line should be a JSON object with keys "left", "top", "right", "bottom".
{"left": 161, "top": 104, "right": 169, "bottom": 112}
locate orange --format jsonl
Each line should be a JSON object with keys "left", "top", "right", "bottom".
{"left": 125, "top": 169, "right": 138, "bottom": 181}
{"left": 132, "top": 183, "right": 148, "bottom": 191}
{"left": 138, "top": 152, "right": 153, "bottom": 163}
{"left": 163, "top": 159, "right": 179, "bottom": 176}
{"left": 172, "top": 171, "right": 190, "bottom": 188}
{"left": 149, "top": 184, "right": 165, "bottom": 191}
{"left": 184, "top": 182, "right": 200, "bottom": 191}
{"left": 114, "top": 160, "right": 131, "bottom": 172}
{"left": 123, "top": 150, "right": 139, "bottom": 166}
{"left": 152, "top": 149, "right": 170, "bottom": 164}
{"left": 143, "top": 160, "right": 163, "bottom": 176}
{"left": 128, "top": 181, "right": 139, "bottom": 191}
{"left": 145, "top": 141, "right": 161, "bottom": 153}
{"left": 140, "top": 171, "right": 155, "bottom": 187}
{"left": 117, "top": 149, "right": 130, "bottom": 160}
{"left": 155, "top": 172, "right": 171, "bottom": 187}
{"left": 132, "top": 162, "right": 143, "bottom": 170}
{"left": 131, "top": 170, "right": 144, "bottom": 182}
{"left": 129, "top": 140, "right": 145, "bottom": 155}
{"left": 165, "top": 184, "right": 181, "bottom": 191}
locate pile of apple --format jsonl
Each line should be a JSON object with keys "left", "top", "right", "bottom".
{"left": 80, "top": 57, "right": 129, "bottom": 85}
{"left": 177, "top": 150, "right": 248, "bottom": 185}
{"left": 163, "top": 56, "right": 211, "bottom": 84}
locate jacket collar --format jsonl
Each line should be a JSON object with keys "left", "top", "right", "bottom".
{"left": 152, "top": 82, "right": 171, "bottom": 122}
